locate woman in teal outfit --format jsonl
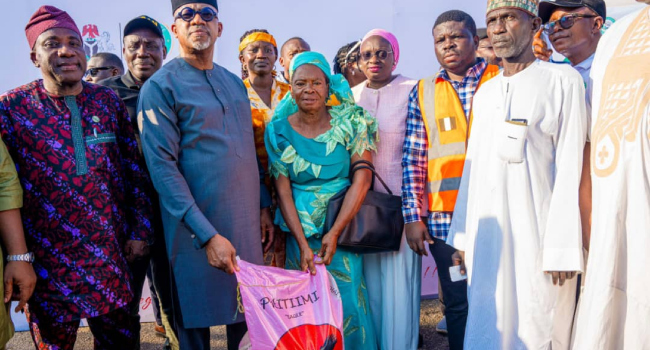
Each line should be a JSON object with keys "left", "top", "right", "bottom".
{"left": 264, "top": 51, "right": 379, "bottom": 349}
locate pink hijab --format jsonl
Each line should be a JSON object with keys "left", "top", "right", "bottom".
{"left": 361, "top": 29, "right": 400, "bottom": 71}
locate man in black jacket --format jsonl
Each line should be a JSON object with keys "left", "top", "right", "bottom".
{"left": 99, "top": 15, "right": 173, "bottom": 350}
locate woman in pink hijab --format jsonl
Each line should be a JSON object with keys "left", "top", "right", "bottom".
{"left": 352, "top": 29, "right": 422, "bottom": 350}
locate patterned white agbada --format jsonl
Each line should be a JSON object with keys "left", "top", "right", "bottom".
{"left": 447, "top": 60, "right": 588, "bottom": 350}
{"left": 572, "top": 7, "right": 650, "bottom": 350}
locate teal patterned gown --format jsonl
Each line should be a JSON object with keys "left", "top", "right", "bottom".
{"left": 265, "top": 105, "right": 379, "bottom": 349}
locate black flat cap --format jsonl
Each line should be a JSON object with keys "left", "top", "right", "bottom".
{"left": 539, "top": 0, "right": 606, "bottom": 24}
{"left": 171, "top": 0, "right": 218, "bottom": 14}
{"left": 124, "top": 15, "right": 164, "bottom": 38}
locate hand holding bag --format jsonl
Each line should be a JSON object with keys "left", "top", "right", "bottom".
{"left": 324, "top": 160, "right": 404, "bottom": 254}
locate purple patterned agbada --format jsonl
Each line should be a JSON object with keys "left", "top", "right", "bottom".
{"left": 0, "top": 80, "right": 154, "bottom": 323}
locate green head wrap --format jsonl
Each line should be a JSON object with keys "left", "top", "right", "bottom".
{"left": 273, "top": 51, "right": 357, "bottom": 121}
{"left": 268, "top": 51, "right": 378, "bottom": 161}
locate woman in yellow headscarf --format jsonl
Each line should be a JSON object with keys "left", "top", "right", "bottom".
{"left": 239, "top": 29, "right": 291, "bottom": 267}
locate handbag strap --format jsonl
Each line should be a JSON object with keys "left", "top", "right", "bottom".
{"left": 349, "top": 161, "right": 393, "bottom": 195}
{"left": 350, "top": 160, "right": 374, "bottom": 169}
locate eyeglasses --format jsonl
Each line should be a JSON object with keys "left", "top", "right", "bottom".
{"left": 175, "top": 7, "right": 218, "bottom": 22}
{"left": 84, "top": 67, "right": 113, "bottom": 77}
{"left": 359, "top": 49, "right": 393, "bottom": 61}
{"left": 542, "top": 14, "right": 597, "bottom": 35}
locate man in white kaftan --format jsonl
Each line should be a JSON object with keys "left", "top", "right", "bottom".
{"left": 572, "top": 3, "right": 650, "bottom": 349}
{"left": 446, "top": 0, "right": 588, "bottom": 349}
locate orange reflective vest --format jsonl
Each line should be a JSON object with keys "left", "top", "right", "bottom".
{"left": 419, "top": 64, "right": 500, "bottom": 212}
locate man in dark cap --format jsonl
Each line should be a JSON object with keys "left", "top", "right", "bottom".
{"left": 137, "top": 1, "right": 271, "bottom": 349}
{"left": 0, "top": 5, "right": 154, "bottom": 349}
{"left": 98, "top": 15, "right": 174, "bottom": 350}
{"left": 101, "top": 16, "right": 167, "bottom": 120}
{"left": 476, "top": 27, "right": 502, "bottom": 67}
{"left": 535, "top": 0, "right": 606, "bottom": 259}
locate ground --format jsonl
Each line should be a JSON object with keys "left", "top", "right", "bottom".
{"left": 7, "top": 299, "right": 448, "bottom": 349}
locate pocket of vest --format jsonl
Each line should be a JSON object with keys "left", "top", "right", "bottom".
{"left": 497, "top": 121, "right": 527, "bottom": 163}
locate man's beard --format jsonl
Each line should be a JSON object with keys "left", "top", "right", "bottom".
{"left": 494, "top": 36, "right": 532, "bottom": 59}
{"left": 187, "top": 29, "right": 212, "bottom": 51}
{"left": 494, "top": 45, "right": 517, "bottom": 59}
{"left": 191, "top": 39, "right": 212, "bottom": 51}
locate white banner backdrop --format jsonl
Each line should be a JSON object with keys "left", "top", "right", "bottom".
{"left": 1, "top": 0, "right": 493, "bottom": 93}
{"left": 2, "top": 0, "right": 644, "bottom": 330}
{"left": 2, "top": 0, "right": 643, "bottom": 95}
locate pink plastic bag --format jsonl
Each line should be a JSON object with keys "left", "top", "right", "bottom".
{"left": 235, "top": 258, "right": 344, "bottom": 350}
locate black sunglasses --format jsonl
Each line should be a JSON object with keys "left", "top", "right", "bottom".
{"left": 542, "top": 14, "right": 597, "bottom": 35}
{"left": 84, "top": 67, "right": 113, "bottom": 77}
{"left": 175, "top": 7, "right": 218, "bottom": 22}
{"left": 359, "top": 49, "right": 393, "bottom": 61}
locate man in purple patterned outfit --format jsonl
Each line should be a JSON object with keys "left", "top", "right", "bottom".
{"left": 0, "top": 6, "right": 154, "bottom": 349}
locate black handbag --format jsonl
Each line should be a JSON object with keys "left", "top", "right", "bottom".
{"left": 324, "top": 160, "right": 404, "bottom": 254}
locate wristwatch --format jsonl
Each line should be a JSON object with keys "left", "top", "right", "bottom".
{"left": 6, "top": 252, "right": 34, "bottom": 263}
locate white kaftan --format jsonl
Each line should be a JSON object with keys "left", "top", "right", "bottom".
{"left": 352, "top": 75, "right": 423, "bottom": 350}
{"left": 447, "top": 60, "right": 587, "bottom": 350}
{"left": 572, "top": 7, "right": 650, "bottom": 350}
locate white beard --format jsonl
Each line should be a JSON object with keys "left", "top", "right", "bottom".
{"left": 191, "top": 39, "right": 211, "bottom": 51}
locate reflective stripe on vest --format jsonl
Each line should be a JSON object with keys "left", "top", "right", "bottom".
{"left": 419, "top": 64, "right": 500, "bottom": 212}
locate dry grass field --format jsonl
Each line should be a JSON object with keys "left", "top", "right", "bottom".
{"left": 8, "top": 299, "right": 448, "bottom": 350}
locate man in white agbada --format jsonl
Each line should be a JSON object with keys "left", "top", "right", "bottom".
{"left": 572, "top": 1, "right": 650, "bottom": 349}
{"left": 446, "top": 0, "right": 588, "bottom": 348}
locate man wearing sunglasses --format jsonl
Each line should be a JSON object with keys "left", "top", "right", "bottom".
{"left": 536, "top": 0, "right": 606, "bottom": 288}
{"left": 536, "top": 0, "right": 605, "bottom": 72}
{"left": 137, "top": 1, "right": 271, "bottom": 349}
{"left": 84, "top": 52, "right": 124, "bottom": 83}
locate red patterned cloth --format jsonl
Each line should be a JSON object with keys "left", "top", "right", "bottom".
{"left": 26, "top": 304, "right": 135, "bottom": 350}
{"left": 0, "top": 80, "right": 154, "bottom": 323}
